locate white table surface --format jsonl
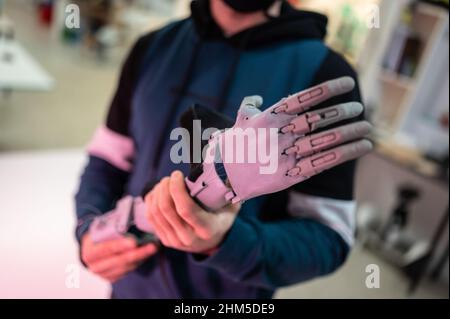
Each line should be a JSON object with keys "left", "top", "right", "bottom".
{"left": 0, "top": 40, "right": 54, "bottom": 91}
{"left": 0, "top": 149, "right": 108, "bottom": 298}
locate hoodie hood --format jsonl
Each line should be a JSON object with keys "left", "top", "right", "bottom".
{"left": 149, "top": 1, "right": 329, "bottom": 176}
{"left": 191, "top": 0, "right": 328, "bottom": 49}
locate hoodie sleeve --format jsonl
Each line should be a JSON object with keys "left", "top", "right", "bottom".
{"left": 192, "top": 49, "right": 362, "bottom": 289}
{"left": 74, "top": 33, "right": 155, "bottom": 243}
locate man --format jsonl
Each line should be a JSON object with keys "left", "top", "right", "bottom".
{"left": 76, "top": 0, "right": 365, "bottom": 298}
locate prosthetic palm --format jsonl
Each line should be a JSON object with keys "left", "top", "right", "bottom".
{"left": 90, "top": 77, "right": 372, "bottom": 243}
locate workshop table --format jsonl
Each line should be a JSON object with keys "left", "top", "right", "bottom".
{"left": 0, "top": 40, "right": 54, "bottom": 92}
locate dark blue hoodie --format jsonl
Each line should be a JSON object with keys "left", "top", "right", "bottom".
{"left": 75, "top": 0, "right": 363, "bottom": 298}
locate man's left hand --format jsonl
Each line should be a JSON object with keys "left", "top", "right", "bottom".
{"left": 144, "top": 170, "right": 240, "bottom": 254}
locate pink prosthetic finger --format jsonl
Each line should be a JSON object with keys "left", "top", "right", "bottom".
{"left": 280, "top": 102, "right": 364, "bottom": 135}
{"left": 284, "top": 121, "right": 372, "bottom": 158}
{"left": 287, "top": 139, "right": 373, "bottom": 179}
{"left": 271, "top": 76, "right": 355, "bottom": 115}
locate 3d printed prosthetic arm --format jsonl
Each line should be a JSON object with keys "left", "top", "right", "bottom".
{"left": 89, "top": 76, "right": 372, "bottom": 243}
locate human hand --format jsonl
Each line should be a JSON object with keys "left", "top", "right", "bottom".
{"left": 145, "top": 170, "right": 240, "bottom": 254}
{"left": 81, "top": 234, "right": 158, "bottom": 282}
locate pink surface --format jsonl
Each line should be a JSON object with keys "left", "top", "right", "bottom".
{"left": 0, "top": 150, "right": 109, "bottom": 298}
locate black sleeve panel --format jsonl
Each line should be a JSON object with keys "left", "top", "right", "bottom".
{"left": 105, "top": 32, "right": 157, "bottom": 136}
{"left": 292, "top": 48, "right": 364, "bottom": 201}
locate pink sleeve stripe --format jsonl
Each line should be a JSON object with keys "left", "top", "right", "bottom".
{"left": 87, "top": 125, "right": 135, "bottom": 172}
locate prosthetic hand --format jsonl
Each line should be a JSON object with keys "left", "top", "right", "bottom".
{"left": 185, "top": 76, "right": 373, "bottom": 211}
{"left": 89, "top": 196, "right": 157, "bottom": 244}
{"left": 89, "top": 76, "right": 372, "bottom": 243}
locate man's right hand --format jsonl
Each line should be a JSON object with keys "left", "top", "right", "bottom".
{"left": 81, "top": 234, "right": 158, "bottom": 283}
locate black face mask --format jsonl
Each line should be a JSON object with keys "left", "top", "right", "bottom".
{"left": 223, "top": 0, "right": 278, "bottom": 13}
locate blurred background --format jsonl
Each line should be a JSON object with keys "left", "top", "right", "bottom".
{"left": 0, "top": 0, "right": 448, "bottom": 298}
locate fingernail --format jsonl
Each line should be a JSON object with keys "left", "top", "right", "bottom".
{"left": 125, "top": 239, "right": 136, "bottom": 247}
{"left": 173, "top": 170, "right": 183, "bottom": 178}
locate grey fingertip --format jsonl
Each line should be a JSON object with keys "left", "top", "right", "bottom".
{"left": 354, "top": 139, "right": 373, "bottom": 154}
{"left": 341, "top": 121, "right": 372, "bottom": 138}
{"left": 340, "top": 139, "right": 373, "bottom": 161}
{"left": 340, "top": 76, "right": 356, "bottom": 92}
{"left": 344, "top": 102, "right": 364, "bottom": 117}
{"left": 329, "top": 76, "right": 355, "bottom": 94}
{"left": 357, "top": 121, "right": 373, "bottom": 135}
{"left": 244, "top": 95, "right": 263, "bottom": 108}
{"left": 253, "top": 95, "right": 263, "bottom": 108}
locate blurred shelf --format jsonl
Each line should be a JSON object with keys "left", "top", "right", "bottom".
{"left": 416, "top": 1, "right": 450, "bottom": 20}
{"left": 378, "top": 68, "right": 415, "bottom": 91}
{"left": 372, "top": 1, "right": 449, "bottom": 135}
{"left": 371, "top": 133, "right": 448, "bottom": 186}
